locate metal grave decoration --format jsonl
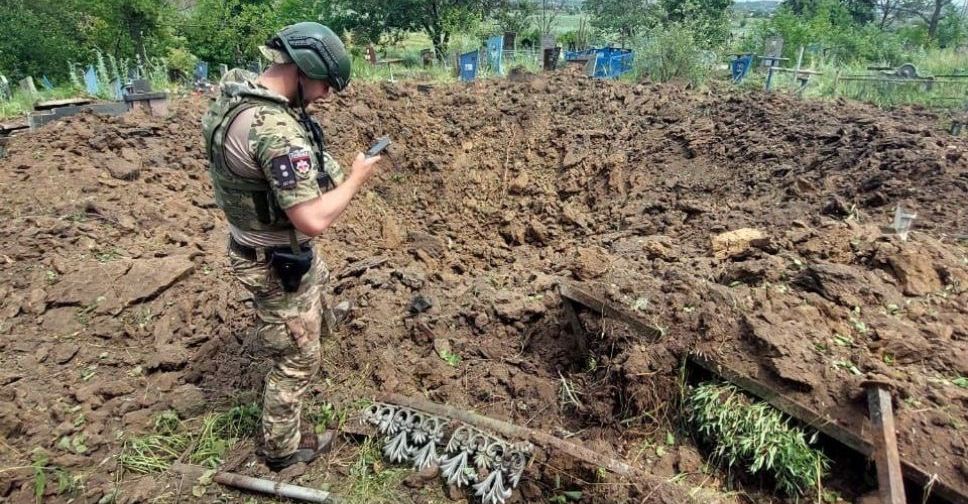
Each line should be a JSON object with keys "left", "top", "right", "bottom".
{"left": 362, "top": 402, "right": 533, "bottom": 504}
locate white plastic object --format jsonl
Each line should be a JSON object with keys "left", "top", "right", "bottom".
{"left": 893, "top": 205, "right": 917, "bottom": 241}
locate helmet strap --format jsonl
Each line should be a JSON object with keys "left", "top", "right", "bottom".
{"left": 293, "top": 71, "right": 332, "bottom": 191}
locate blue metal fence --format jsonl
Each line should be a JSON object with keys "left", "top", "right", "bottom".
{"left": 564, "top": 48, "right": 634, "bottom": 79}
{"left": 459, "top": 51, "right": 479, "bottom": 81}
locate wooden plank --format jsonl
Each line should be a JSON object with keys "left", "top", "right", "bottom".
{"left": 558, "top": 283, "right": 968, "bottom": 504}
{"left": 34, "top": 98, "right": 92, "bottom": 110}
{"left": 562, "top": 299, "right": 588, "bottom": 358}
{"left": 557, "top": 281, "right": 663, "bottom": 341}
{"left": 865, "top": 384, "right": 907, "bottom": 504}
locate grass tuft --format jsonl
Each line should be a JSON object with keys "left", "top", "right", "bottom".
{"left": 687, "top": 382, "right": 829, "bottom": 497}
{"left": 119, "top": 404, "right": 260, "bottom": 474}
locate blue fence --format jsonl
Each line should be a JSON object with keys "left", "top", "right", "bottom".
{"left": 564, "top": 47, "right": 634, "bottom": 79}
{"left": 731, "top": 54, "right": 754, "bottom": 83}
{"left": 459, "top": 51, "right": 479, "bottom": 81}
{"left": 486, "top": 36, "right": 504, "bottom": 76}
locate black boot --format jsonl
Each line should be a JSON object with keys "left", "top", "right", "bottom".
{"left": 265, "top": 430, "right": 335, "bottom": 471}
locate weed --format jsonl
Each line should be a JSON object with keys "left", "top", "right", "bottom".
{"left": 75, "top": 297, "right": 104, "bottom": 325}
{"left": 848, "top": 307, "right": 869, "bottom": 335}
{"left": 833, "top": 360, "right": 862, "bottom": 376}
{"left": 832, "top": 334, "right": 854, "bottom": 347}
{"left": 30, "top": 449, "right": 76, "bottom": 503}
{"left": 308, "top": 402, "right": 348, "bottom": 433}
{"left": 345, "top": 437, "right": 410, "bottom": 504}
{"left": 45, "top": 270, "right": 58, "bottom": 284}
{"left": 688, "top": 382, "right": 829, "bottom": 496}
{"left": 79, "top": 366, "right": 97, "bottom": 381}
{"left": 56, "top": 434, "right": 88, "bottom": 454}
{"left": 437, "top": 347, "right": 461, "bottom": 367}
{"left": 558, "top": 372, "right": 583, "bottom": 411}
{"left": 94, "top": 247, "right": 124, "bottom": 263}
{"left": 134, "top": 307, "right": 153, "bottom": 329}
{"left": 952, "top": 376, "right": 968, "bottom": 389}
{"left": 549, "top": 490, "right": 583, "bottom": 503}
{"left": 120, "top": 404, "right": 260, "bottom": 473}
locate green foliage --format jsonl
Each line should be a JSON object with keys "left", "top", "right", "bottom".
{"left": 120, "top": 404, "right": 260, "bottom": 474}
{"left": 661, "top": 0, "right": 733, "bottom": 46}
{"left": 688, "top": 382, "right": 829, "bottom": 497}
{"left": 585, "top": 0, "right": 662, "bottom": 45}
{"left": 166, "top": 47, "right": 196, "bottom": 81}
{"left": 30, "top": 449, "right": 76, "bottom": 503}
{"left": 633, "top": 23, "right": 716, "bottom": 85}
{"left": 495, "top": 0, "right": 537, "bottom": 35}
{"left": 739, "top": 0, "right": 907, "bottom": 64}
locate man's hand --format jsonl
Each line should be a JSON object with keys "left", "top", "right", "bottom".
{"left": 285, "top": 152, "right": 383, "bottom": 237}
{"left": 350, "top": 152, "right": 382, "bottom": 183}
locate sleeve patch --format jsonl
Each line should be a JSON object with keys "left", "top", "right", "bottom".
{"left": 288, "top": 149, "right": 313, "bottom": 178}
{"left": 269, "top": 155, "right": 297, "bottom": 189}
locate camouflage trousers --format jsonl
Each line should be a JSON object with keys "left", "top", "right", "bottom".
{"left": 229, "top": 245, "right": 330, "bottom": 459}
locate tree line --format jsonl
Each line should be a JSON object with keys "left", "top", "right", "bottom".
{"left": 1, "top": 0, "right": 965, "bottom": 84}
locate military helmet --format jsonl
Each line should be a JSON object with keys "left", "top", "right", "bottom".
{"left": 265, "top": 22, "right": 351, "bottom": 92}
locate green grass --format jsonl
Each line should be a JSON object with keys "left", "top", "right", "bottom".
{"left": 688, "top": 382, "right": 829, "bottom": 497}
{"left": 119, "top": 405, "right": 260, "bottom": 474}
{"left": 342, "top": 437, "right": 412, "bottom": 504}
{"left": 0, "top": 85, "right": 81, "bottom": 120}
{"left": 753, "top": 47, "right": 968, "bottom": 108}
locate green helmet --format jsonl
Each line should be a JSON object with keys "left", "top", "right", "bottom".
{"left": 267, "top": 22, "right": 351, "bottom": 92}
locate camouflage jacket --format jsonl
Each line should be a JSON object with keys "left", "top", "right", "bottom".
{"left": 201, "top": 69, "right": 344, "bottom": 233}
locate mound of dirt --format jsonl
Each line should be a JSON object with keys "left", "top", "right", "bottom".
{"left": 0, "top": 73, "right": 965, "bottom": 503}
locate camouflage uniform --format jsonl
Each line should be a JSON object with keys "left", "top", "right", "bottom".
{"left": 202, "top": 69, "right": 343, "bottom": 459}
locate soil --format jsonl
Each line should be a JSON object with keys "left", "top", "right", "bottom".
{"left": 0, "top": 71, "right": 965, "bottom": 503}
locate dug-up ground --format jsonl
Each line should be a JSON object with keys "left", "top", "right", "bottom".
{"left": 0, "top": 70, "right": 966, "bottom": 503}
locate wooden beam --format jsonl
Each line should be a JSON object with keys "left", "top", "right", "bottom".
{"left": 864, "top": 383, "right": 907, "bottom": 504}
{"left": 557, "top": 281, "right": 664, "bottom": 341}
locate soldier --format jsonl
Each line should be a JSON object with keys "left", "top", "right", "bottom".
{"left": 201, "top": 22, "right": 382, "bottom": 471}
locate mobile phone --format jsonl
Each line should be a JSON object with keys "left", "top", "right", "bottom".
{"left": 366, "top": 136, "right": 392, "bottom": 158}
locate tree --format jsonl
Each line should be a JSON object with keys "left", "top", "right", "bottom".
{"left": 347, "top": 0, "right": 483, "bottom": 61}
{"left": 495, "top": 0, "right": 537, "bottom": 35}
{"left": 585, "top": 0, "right": 660, "bottom": 46}
{"left": 660, "top": 0, "right": 733, "bottom": 45}
{"left": 0, "top": 0, "right": 84, "bottom": 81}
{"left": 182, "top": 0, "right": 278, "bottom": 67}
{"left": 784, "top": 0, "right": 875, "bottom": 23}
{"left": 874, "top": 0, "right": 957, "bottom": 39}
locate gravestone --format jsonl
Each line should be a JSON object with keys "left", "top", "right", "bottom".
{"left": 194, "top": 61, "right": 209, "bottom": 81}
{"left": 19, "top": 76, "right": 38, "bottom": 97}
{"left": 541, "top": 33, "right": 556, "bottom": 51}
{"left": 543, "top": 47, "right": 561, "bottom": 71}
{"left": 486, "top": 36, "right": 504, "bottom": 75}
{"left": 503, "top": 32, "right": 516, "bottom": 52}
{"left": 762, "top": 36, "right": 784, "bottom": 67}
{"left": 219, "top": 64, "right": 229, "bottom": 79}
{"left": 0, "top": 75, "right": 10, "bottom": 101}
{"left": 84, "top": 66, "right": 100, "bottom": 95}
{"left": 420, "top": 49, "right": 434, "bottom": 68}
{"left": 41, "top": 75, "right": 54, "bottom": 91}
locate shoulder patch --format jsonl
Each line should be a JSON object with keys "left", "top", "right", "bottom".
{"left": 269, "top": 155, "right": 297, "bottom": 189}
{"left": 289, "top": 149, "right": 313, "bottom": 178}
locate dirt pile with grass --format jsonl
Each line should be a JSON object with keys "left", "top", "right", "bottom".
{"left": 0, "top": 73, "right": 965, "bottom": 503}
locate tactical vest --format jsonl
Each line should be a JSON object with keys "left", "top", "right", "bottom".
{"left": 202, "top": 72, "right": 308, "bottom": 232}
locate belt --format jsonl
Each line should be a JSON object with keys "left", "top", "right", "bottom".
{"left": 229, "top": 237, "right": 311, "bottom": 263}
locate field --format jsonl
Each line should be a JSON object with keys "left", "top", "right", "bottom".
{"left": 0, "top": 68, "right": 966, "bottom": 503}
